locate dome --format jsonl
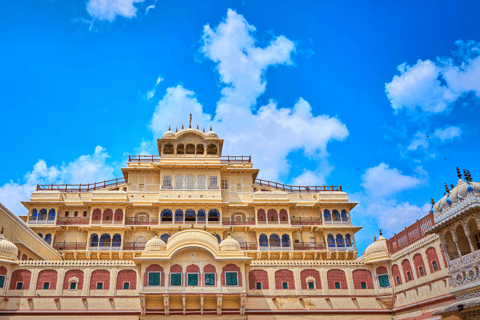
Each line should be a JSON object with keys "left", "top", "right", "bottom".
{"left": 144, "top": 236, "right": 166, "bottom": 252}
{"left": 362, "top": 235, "right": 389, "bottom": 264}
{"left": 162, "top": 130, "right": 175, "bottom": 139}
{"left": 206, "top": 131, "right": 218, "bottom": 138}
{"left": 0, "top": 233, "right": 18, "bottom": 264}
{"left": 433, "top": 178, "right": 480, "bottom": 216}
{"left": 219, "top": 236, "right": 241, "bottom": 251}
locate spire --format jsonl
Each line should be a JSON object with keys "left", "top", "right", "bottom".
{"left": 189, "top": 113, "right": 192, "bottom": 128}
{"left": 430, "top": 198, "right": 435, "bottom": 205}
{"left": 168, "top": 125, "right": 171, "bottom": 131}
{"left": 450, "top": 183, "right": 455, "bottom": 190}
{"left": 374, "top": 236, "right": 376, "bottom": 241}
{"left": 203, "top": 127, "right": 205, "bottom": 133}
{"left": 444, "top": 183, "right": 450, "bottom": 193}
{"left": 182, "top": 124, "right": 184, "bottom": 129}
{"left": 457, "top": 167, "right": 462, "bottom": 179}
{"left": 467, "top": 170, "right": 472, "bottom": 182}
{"left": 379, "top": 229, "right": 382, "bottom": 236}
{"left": 210, "top": 126, "right": 212, "bottom": 131}
{"left": 175, "top": 127, "right": 178, "bottom": 132}
{"left": 197, "top": 125, "right": 199, "bottom": 129}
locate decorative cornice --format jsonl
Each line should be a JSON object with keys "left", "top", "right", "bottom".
{"left": 250, "top": 260, "right": 365, "bottom": 267}
{"left": 19, "top": 260, "right": 136, "bottom": 267}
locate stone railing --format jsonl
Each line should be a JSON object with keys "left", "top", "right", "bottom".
{"left": 448, "top": 250, "right": 480, "bottom": 271}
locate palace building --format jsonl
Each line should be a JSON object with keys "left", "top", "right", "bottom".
{"left": 0, "top": 126, "right": 476, "bottom": 319}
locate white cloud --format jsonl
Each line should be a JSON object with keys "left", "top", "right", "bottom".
{"left": 0, "top": 146, "right": 114, "bottom": 215}
{"left": 145, "top": 0, "right": 157, "bottom": 13}
{"left": 407, "top": 131, "right": 429, "bottom": 151}
{"left": 86, "top": 0, "right": 146, "bottom": 22}
{"left": 434, "top": 126, "right": 461, "bottom": 142}
{"left": 361, "top": 163, "right": 423, "bottom": 198}
{"left": 146, "top": 76, "right": 164, "bottom": 100}
{"left": 149, "top": 10, "right": 348, "bottom": 183}
{"left": 385, "top": 40, "right": 480, "bottom": 114}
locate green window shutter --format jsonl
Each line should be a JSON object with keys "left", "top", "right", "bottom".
{"left": 43, "top": 282, "right": 50, "bottom": 290}
{"left": 282, "top": 282, "right": 288, "bottom": 289}
{"left": 171, "top": 273, "right": 181, "bottom": 286}
{"left": 123, "top": 282, "right": 130, "bottom": 289}
{"left": 205, "top": 273, "right": 215, "bottom": 286}
{"left": 308, "top": 282, "right": 314, "bottom": 289}
{"left": 334, "top": 282, "right": 341, "bottom": 289}
{"left": 379, "top": 275, "right": 390, "bottom": 288}
{"left": 360, "top": 282, "right": 367, "bottom": 289}
{"left": 226, "top": 272, "right": 237, "bottom": 286}
{"left": 149, "top": 272, "right": 160, "bottom": 286}
{"left": 188, "top": 274, "right": 198, "bottom": 286}
{"left": 0, "top": 276, "right": 5, "bottom": 288}
{"left": 97, "top": 282, "right": 103, "bottom": 290}
{"left": 256, "top": 282, "right": 262, "bottom": 289}
{"left": 70, "top": 282, "right": 76, "bottom": 290}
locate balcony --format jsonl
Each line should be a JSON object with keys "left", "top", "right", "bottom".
{"left": 91, "top": 219, "right": 124, "bottom": 225}
{"left": 53, "top": 242, "right": 87, "bottom": 250}
{"left": 56, "top": 217, "right": 90, "bottom": 225}
{"left": 28, "top": 218, "right": 55, "bottom": 225}
{"left": 324, "top": 220, "right": 350, "bottom": 225}
{"left": 291, "top": 217, "right": 322, "bottom": 225}
{"left": 88, "top": 244, "right": 122, "bottom": 251}
{"left": 254, "top": 179, "right": 342, "bottom": 193}
{"left": 293, "top": 242, "right": 325, "bottom": 250}
{"left": 240, "top": 242, "right": 258, "bottom": 250}
{"left": 125, "top": 218, "right": 159, "bottom": 225}
{"left": 256, "top": 220, "right": 290, "bottom": 225}
{"left": 259, "top": 245, "right": 292, "bottom": 251}
{"left": 123, "top": 242, "right": 146, "bottom": 250}
{"left": 222, "top": 218, "right": 255, "bottom": 226}
{"left": 36, "top": 177, "right": 126, "bottom": 192}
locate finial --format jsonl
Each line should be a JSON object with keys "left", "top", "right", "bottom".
{"left": 431, "top": 198, "right": 435, "bottom": 205}
{"left": 169, "top": 125, "right": 171, "bottom": 131}
{"left": 379, "top": 229, "right": 382, "bottom": 236}
{"left": 450, "top": 183, "right": 455, "bottom": 190}
{"left": 463, "top": 169, "right": 468, "bottom": 180}
{"left": 176, "top": 127, "right": 178, "bottom": 132}
{"left": 203, "top": 127, "right": 205, "bottom": 133}
{"left": 189, "top": 113, "right": 192, "bottom": 128}
{"left": 444, "top": 183, "right": 450, "bottom": 193}
{"left": 467, "top": 170, "right": 472, "bottom": 182}
{"left": 178, "top": 226, "right": 181, "bottom": 231}
{"left": 227, "top": 229, "right": 231, "bottom": 237}
{"left": 191, "top": 223, "right": 194, "bottom": 229}
{"left": 203, "top": 225, "right": 207, "bottom": 231}
{"left": 210, "top": 126, "right": 212, "bottom": 131}
{"left": 457, "top": 167, "right": 462, "bottom": 179}
{"left": 197, "top": 125, "right": 199, "bottom": 129}
{"left": 182, "top": 124, "right": 184, "bottom": 129}
{"left": 155, "top": 230, "right": 158, "bottom": 236}
{"left": 374, "top": 236, "right": 376, "bottom": 241}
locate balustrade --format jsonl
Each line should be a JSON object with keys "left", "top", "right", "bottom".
{"left": 28, "top": 217, "right": 55, "bottom": 225}
{"left": 291, "top": 217, "right": 321, "bottom": 225}
{"left": 125, "top": 218, "right": 158, "bottom": 225}
{"left": 222, "top": 218, "right": 255, "bottom": 226}
{"left": 53, "top": 242, "right": 87, "bottom": 250}
{"left": 293, "top": 242, "right": 325, "bottom": 250}
{"left": 123, "top": 242, "right": 146, "bottom": 250}
{"left": 56, "top": 217, "right": 90, "bottom": 225}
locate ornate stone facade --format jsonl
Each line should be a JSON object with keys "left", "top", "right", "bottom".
{"left": 0, "top": 127, "right": 460, "bottom": 319}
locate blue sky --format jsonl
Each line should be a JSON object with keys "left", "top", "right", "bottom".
{"left": 1, "top": 0, "right": 480, "bottom": 253}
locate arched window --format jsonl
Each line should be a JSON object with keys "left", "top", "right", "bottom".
{"left": 269, "top": 234, "right": 280, "bottom": 247}
{"left": 177, "top": 144, "right": 185, "bottom": 154}
{"left": 161, "top": 209, "right": 172, "bottom": 222}
{"left": 327, "top": 234, "right": 335, "bottom": 248}
{"left": 163, "top": 143, "right": 174, "bottom": 155}
{"left": 279, "top": 209, "right": 288, "bottom": 221}
{"left": 324, "top": 210, "right": 331, "bottom": 222}
{"left": 186, "top": 144, "right": 195, "bottom": 154}
{"left": 185, "top": 209, "right": 196, "bottom": 222}
{"left": 175, "top": 209, "right": 184, "bottom": 222}
{"left": 48, "top": 209, "right": 56, "bottom": 221}
{"left": 208, "top": 209, "right": 219, "bottom": 221}
{"left": 196, "top": 144, "right": 204, "bottom": 155}
{"left": 267, "top": 209, "right": 278, "bottom": 222}
{"left": 281, "top": 234, "right": 290, "bottom": 247}
{"left": 90, "top": 234, "right": 99, "bottom": 247}
{"left": 197, "top": 209, "right": 206, "bottom": 222}
{"left": 38, "top": 233, "right": 43, "bottom": 239}
{"left": 31, "top": 209, "right": 38, "bottom": 221}
{"left": 92, "top": 209, "right": 101, "bottom": 221}
{"left": 341, "top": 209, "right": 348, "bottom": 221}
{"left": 333, "top": 210, "right": 340, "bottom": 221}
{"left": 102, "top": 209, "right": 113, "bottom": 221}
{"left": 114, "top": 209, "right": 123, "bottom": 222}
{"left": 39, "top": 209, "right": 47, "bottom": 220}
{"left": 161, "top": 233, "right": 169, "bottom": 244}
{"left": 44, "top": 234, "right": 52, "bottom": 245}
{"left": 112, "top": 234, "right": 121, "bottom": 247}
{"left": 259, "top": 234, "right": 268, "bottom": 247}
{"left": 345, "top": 234, "right": 353, "bottom": 247}
{"left": 336, "top": 234, "right": 345, "bottom": 247}
{"left": 215, "top": 235, "right": 221, "bottom": 244}
{"left": 207, "top": 143, "right": 217, "bottom": 155}
{"left": 257, "top": 209, "right": 266, "bottom": 222}
{"left": 100, "top": 234, "right": 111, "bottom": 247}
{"left": 135, "top": 236, "right": 146, "bottom": 250}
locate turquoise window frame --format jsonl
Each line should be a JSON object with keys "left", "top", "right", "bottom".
{"left": 378, "top": 275, "right": 390, "bottom": 288}
{"left": 308, "top": 282, "right": 314, "bottom": 289}
{"left": 148, "top": 272, "right": 161, "bottom": 286}
{"left": 171, "top": 273, "right": 182, "bottom": 286}
{"left": 360, "top": 282, "right": 367, "bottom": 289}
{"left": 225, "top": 272, "right": 238, "bottom": 286}
{"left": 0, "top": 275, "right": 5, "bottom": 288}
{"left": 187, "top": 273, "right": 199, "bottom": 286}
{"left": 282, "top": 282, "right": 288, "bottom": 289}
{"left": 334, "top": 282, "right": 341, "bottom": 289}
{"left": 204, "top": 273, "right": 215, "bottom": 286}
{"left": 43, "top": 282, "right": 50, "bottom": 290}
{"left": 123, "top": 282, "right": 130, "bottom": 289}
{"left": 96, "top": 282, "right": 103, "bottom": 290}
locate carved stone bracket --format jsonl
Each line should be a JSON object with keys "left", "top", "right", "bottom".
{"left": 163, "top": 294, "right": 169, "bottom": 316}
{"left": 216, "top": 294, "right": 223, "bottom": 315}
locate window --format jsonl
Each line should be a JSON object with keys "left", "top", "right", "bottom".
{"left": 308, "top": 282, "right": 315, "bottom": 289}
{"left": 175, "top": 175, "right": 183, "bottom": 189}
{"left": 396, "top": 276, "right": 401, "bottom": 285}
{"left": 187, "top": 274, "right": 198, "bottom": 286}
{"left": 186, "top": 175, "right": 195, "bottom": 189}
{"left": 197, "top": 175, "right": 206, "bottom": 189}
{"left": 256, "top": 282, "right": 262, "bottom": 289}
{"left": 74, "top": 211, "right": 78, "bottom": 217}
{"left": 43, "top": 282, "right": 50, "bottom": 290}
{"left": 97, "top": 282, "right": 103, "bottom": 290}
{"left": 123, "top": 282, "right": 130, "bottom": 290}
{"left": 419, "top": 267, "right": 425, "bottom": 277}
{"left": 0, "top": 275, "right": 5, "bottom": 288}
{"left": 65, "top": 211, "right": 69, "bottom": 217}
{"left": 225, "top": 272, "right": 238, "bottom": 286}
{"left": 378, "top": 275, "right": 390, "bottom": 288}
{"left": 221, "top": 179, "right": 228, "bottom": 190}
{"left": 282, "top": 282, "right": 288, "bottom": 289}
{"left": 171, "top": 273, "right": 182, "bottom": 286}
{"left": 407, "top": 272, "right": 412, "bottom": 281}
{"left": 205, "top": 273, "right": 215, "bottom": 286}
{"left": 334, "top": 282, "right": 341, "bottom": 289}
{"left": 163, "top": 175, "right": 172, "bottom": 188}
{"left": 360, "top": 282, "right": 367, "bottom": 289}
{"left": 432, "top": 261, "right": 438, "bottom": 271}
{"left": 70, "top": 282, "right": 77, "bottom": 290}
{"left": 237, "top": 183, "right": 241, "bottom": 190}
{"left": 148, "top": 272, "right": 161, "bottom": 286}
{"left": 209, "top": 176, "right": 218, "bottom": 189}
{"left": 83, "top": 211, "right": 87, "bottom": 217}
{"left": 16, "top": 282, "right": 24, "bottom": 290}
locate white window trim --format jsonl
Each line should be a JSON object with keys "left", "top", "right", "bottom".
{"left": 224, "top": 271, "right": 239, "bottom": 286}
{"left": 204, "top": 272, "right": 216, "bottom": 286}
{"left": 170, "top": 272, "right": 182, "bottom": 286}
{"left": 147, "top": 271, "right": 162, "bottom": 287}
{"left": 68, "top": 277, "right": 79, "bottom": 290}
{"left": 186, "top": 272, "right": 200, "bottom": 286}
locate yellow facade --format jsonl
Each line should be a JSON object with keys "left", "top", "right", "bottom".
{"left": 0, "top": 127, "right": 463, "bottom": 319}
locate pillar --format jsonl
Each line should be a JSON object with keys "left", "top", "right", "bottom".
{"left": 463, "top": 223, "right": 475, "bottom": 253}
{"left": 451, "top": 231, "right": 462, "bottom": 258}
